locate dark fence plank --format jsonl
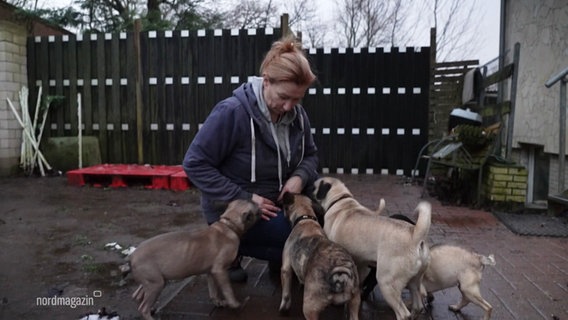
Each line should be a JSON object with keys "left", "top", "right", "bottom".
{"left": 67, "top": 35, "right": 78, "bottom": 136}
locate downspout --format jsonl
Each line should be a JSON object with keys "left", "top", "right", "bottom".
{"left": 497, "top": 0, "right": 506, "bottom": 157}
{"left": 545, "top": 66, "right": 568, "bottom": 193}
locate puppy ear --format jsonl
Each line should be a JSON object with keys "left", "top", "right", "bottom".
{"left": 282, "top": 191, "right": 294, "bottom": 206}
{"left": 315, "top": 181, "right": 331, "bottom": 200}
{"left": 311, "top": 200, "right": 326, "bottom": 227}
{"left": 211, "top": 199, "right": 230, "bottom": 212}
{"left": 244, "top": 202, "right": 261, "bottom": 224}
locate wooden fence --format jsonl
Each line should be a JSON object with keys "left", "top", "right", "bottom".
{"left": 429, "top": 59, "right": 479, "bottom": 141}
{"left": 26, "top": 28, "right": 431, "bottom": 176}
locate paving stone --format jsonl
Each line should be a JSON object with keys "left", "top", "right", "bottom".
{"left": 157, "top": 174, "right": 568, "bottom": 320}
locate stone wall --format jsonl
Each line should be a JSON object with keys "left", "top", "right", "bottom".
{"left": 484, "top": 164, "right": 528, "bottom": 203}
{"left": 0, "top": 20, "right": 27, "bottom": 176}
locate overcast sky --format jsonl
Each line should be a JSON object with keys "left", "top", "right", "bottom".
{"left": 37, "top": 0, "right": 500, "bottom": 64}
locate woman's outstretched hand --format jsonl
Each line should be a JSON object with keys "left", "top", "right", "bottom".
{"left": 252, "top": 193, "right": 279, "bottom": 221}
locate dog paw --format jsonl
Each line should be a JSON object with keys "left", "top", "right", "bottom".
{"left": 278, "top": 298, "right": 291, "bottom": 314}
{"left": 279, "top": 308, "right": 291, "bottom": 316}
{"left": 211, "top": 298, "right": 226, "bottom": 307}
{"left": 448, "top": 304, "right": 462, "bottom": 312}
{"left": 236, "top": 296, "right": 250, "bottom": 310}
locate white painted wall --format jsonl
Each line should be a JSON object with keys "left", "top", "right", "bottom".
{"left": 0, "top": 20, "right": 27, "bottom": 176}
{"left": 505, "top": 0, "right": 567, "bottom": 154}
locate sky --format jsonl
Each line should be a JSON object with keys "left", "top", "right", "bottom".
{"left": 36, "top": 0, "right": 500, "bottom": 65}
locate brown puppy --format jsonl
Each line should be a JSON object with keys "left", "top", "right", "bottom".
{"left": 313, "top": 176, "right": 431, "bottom": 320}
{"left": 386, "top": 214, "right": 496, "bottom": 319}
{"left": 123, "top": 199, "right": 261, "bottom": 320}
{"left": 422, "top": 244, "right": 496, "bottom": 320}
{"left": 279, "top": 192, "right": 361, "bottom": 320}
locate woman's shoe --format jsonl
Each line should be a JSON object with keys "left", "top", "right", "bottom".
{"left": 228, "top": 256, "right": 248, "bottom": 283}
{"left": 268, "top": 260, "right": 281, "bottom": 274}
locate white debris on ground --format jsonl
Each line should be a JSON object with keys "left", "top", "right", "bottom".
{"left": 78, "top": 307, "right": 119, "bottom": 320}
{"left": 104, "top": 242, "right": 136, "bottom": 256}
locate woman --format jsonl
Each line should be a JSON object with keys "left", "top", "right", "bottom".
{"left": 182, "top": 35, "right": 319, "bottom": 282}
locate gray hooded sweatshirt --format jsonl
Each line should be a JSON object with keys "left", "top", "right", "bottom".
{"left": 183, "top": 78, "right": 319, "bottom": 223}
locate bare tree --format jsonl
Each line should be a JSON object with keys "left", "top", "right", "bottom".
{"left": 388, "top": 0, "right": 417, "bottom": 47}
{"left": 282, "top": 0, "right": 328, "bottom": 47}
{"left": 335, "top": 0, "right": 363, "bottom": 47}
{"left": 221, "top": 0, "right": 280, "bottom": 29}
{"left": 332, "top": 0, "right": 482, "bottom": 61}
{"left": 429, "top": 0, "right": 481, "bottom": 61}
{"left": 335, "top": 0, "right": 403, "bottom": 48}
{"left": 300, "top": 19, "right": 328, "bottom": 48}
{"left": 283, "top": 0, "right": 316, "bottom": 29}
{"left": 359, "top": 0, "right": 392, "bottom": 47}
{"left": 220, "top": 0, "right": 328, "bottom": 48}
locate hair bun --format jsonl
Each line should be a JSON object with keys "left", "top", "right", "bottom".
{"left": 287, "top": 41, "right": 296, "bottom": 51}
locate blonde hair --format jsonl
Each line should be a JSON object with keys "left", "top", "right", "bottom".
{"left": 260, "top": 35, "right": 316, "bottom": 86}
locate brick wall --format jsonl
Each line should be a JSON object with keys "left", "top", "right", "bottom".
{"left": 0, "top": 20, "right": 27, "bottom": 176}
{"left": 484, "top": 164, "right": 528, "bottom": 203}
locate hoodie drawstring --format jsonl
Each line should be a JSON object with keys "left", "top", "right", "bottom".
{"left": 249, "top": 112, "right": 305, "bottom": 191}
{"left": 299, "top": 112, "right": 305, "bottom": 164}
{"left": 250, "top": 118, "right": 256, "bottom": 183}
{"left": 269, "top": 122, "right": 283, "bottom": 191}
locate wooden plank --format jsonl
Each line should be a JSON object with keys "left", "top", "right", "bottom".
{"left": 67, "top": 35, "right": 78, "bottom": 136}
{"left": 78, "top": 34, "right": 92, "bottom": 136}
{"left": 141, "top": 30, "right": 152, "bottom": 164}
{"left": 433, "top": 75, "right": 464, "bottom": 82}
{"left": 144, "top": 30, "right": 158, "bottom": 164}
{"left": 124, "top": 32, "right": 137, "bottom": 164}
{"left": 110, "top": 33, "right": 122, "bottom": 163}
{"left": 435, "top": 60, "right": 479, "bottom": 68}
{"left": 154, "top": 30, "right": 167, "bottom": 164}
{"left": 38, "top": 37, "right": 51, "bottom": 137}
{"left": 178, "top": 30, "right": 194, "bottom": 156}
{"left": 171, "top": 30, "right": 185, "bottom": 165}
{"left": 433, "top": 69, "right": 469, "bottom": 77}
{"left": 96, "top": 34, "right": 108, "bottom": 162}
{"left": 482, "top": 63, "right": 514, "bottom": 88}
{"left": 54, "top": 36, "right": 64, "bottom": 136}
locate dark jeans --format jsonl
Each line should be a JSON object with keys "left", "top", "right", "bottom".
{"left": 238, "top": 210, "right": 290, "bottom": 264}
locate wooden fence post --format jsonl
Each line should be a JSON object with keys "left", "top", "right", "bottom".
{"left": 280, "top": 14, "right": 290, "bottom": 37}
{"left": 133, "top": 19, "right": 144, "bottom": 164}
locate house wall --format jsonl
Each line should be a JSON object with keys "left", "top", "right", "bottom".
{"left": 0, "top": 19, "right": 27, "bottom": 176}
{"left": 504, "top": 0, "right": 568, "bottom": 194}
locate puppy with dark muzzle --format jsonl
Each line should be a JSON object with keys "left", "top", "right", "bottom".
{"left": 313, "top": 177, "right": 431, "bottom": 320}
{"left": 121, "top": 199, "right": 261, "bottom": 320}
{"left": 279, "top": 192, "right": 361, "bottom": 320}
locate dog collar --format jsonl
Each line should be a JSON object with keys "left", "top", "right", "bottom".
{"left": 219, "top": 217, "right": 240, "bottom": 235}
{"left": 293, "top": 215, "right": 318, "bottom": 227}
{"left": 327, "top": 194, "right": 352, "bottom": 210}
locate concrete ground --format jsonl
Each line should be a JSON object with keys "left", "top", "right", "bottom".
{"left": 156, "top": 174, "right": 568, "bottom": 320}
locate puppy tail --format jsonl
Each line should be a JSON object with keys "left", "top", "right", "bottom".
{"left": 481, "top": 254, "right": 496, "bottom": 266}
{"left": 328, "top": 266, "right": 356, "bottom": 293}
{"left": 374, "top": 198, "right": 386, "bottom": 215}
{"left": 412, "top": 201, "right": 432, "bottom": 244}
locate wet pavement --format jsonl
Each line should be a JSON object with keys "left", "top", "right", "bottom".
{"left": 157, "top": 174, "right": 567, "bottom": 320}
